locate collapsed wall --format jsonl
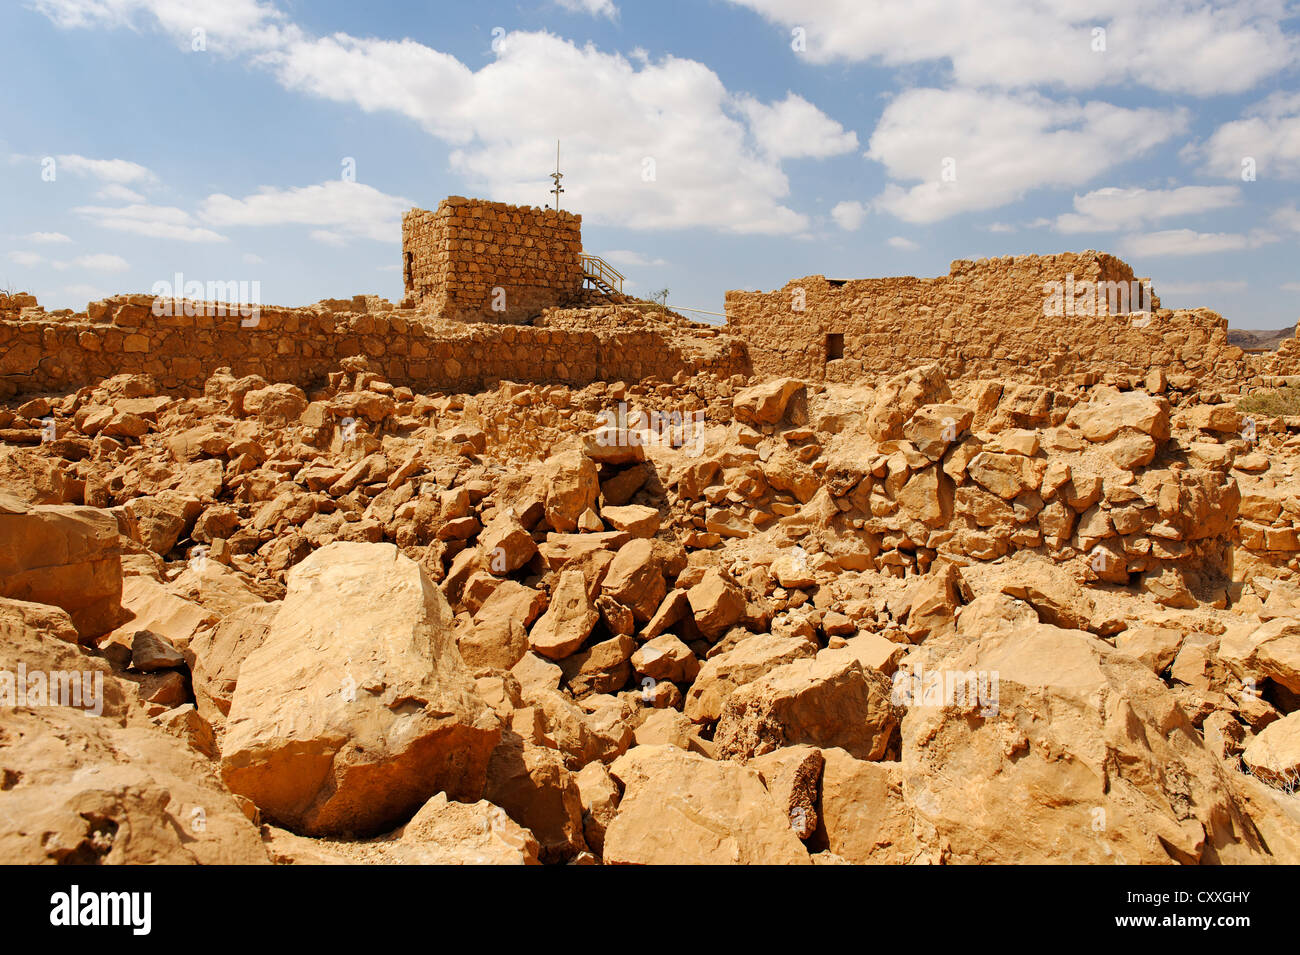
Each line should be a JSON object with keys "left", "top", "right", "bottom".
{"left": 1248, "top": 330, "right": 1300, "bottom": 383}
{"left": 0, "top": 296, "right": 749, "bottom": 399}
{"left": 725, "top": 252, "right": 1247, "bottom": 387}
{"left": 401, "top": 196, "right": 582, "bottom": 323}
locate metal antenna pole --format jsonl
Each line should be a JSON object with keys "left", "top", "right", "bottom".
{"left": 550, "top": 139, "right": 564, "bottom": 211}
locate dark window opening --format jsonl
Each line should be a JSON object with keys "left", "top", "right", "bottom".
{"left": 825, "top": 332, "right": 844, "bottom": 362}
{"left": 403, "top": 251, "right": 414, "bottom": 289}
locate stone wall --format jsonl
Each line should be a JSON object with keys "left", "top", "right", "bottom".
{"left": 401, "top": 197, "right": 583, "bottom": 323}
{"left": 0, "top": 295, "right": 748, "bottom": 399}
{"left": 1248, "top": 333, "right": 1300, "bottom": 383}
{"left": 0, "top": 293, "right": 42, "bottom": 322}
{"left": 725, "top": 252, "right": 1248, "bottom": 386}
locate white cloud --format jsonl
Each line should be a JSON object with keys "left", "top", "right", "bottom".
{"left": 983, "top": 222, "right": 1016, "bottom": 233}
{"left": 736, "top": 92, "right": 858, "bottom": 159}
{"left": 554, "top": 0, "right": 618, "bottom": 19}
{"left": 56, "top": 153, "right": 156, "bottom": 184}
{"left": 200, "top": 180, "right": 410, "bottom": 243}
{"left": 600, "top": 250, "right": 668, "bottom": 267}
{"left": 1272, "top": 204, "right": 1300, "bottom": 232}
{"left": 1053, "top": 185, "right": 1241, "bottom": 233}
{"left": 73, "top": 203, "right": 228, "bottom": 242}
{"left": 729, "top": 0, "right": 1296, "bottom": 96}
{"left": 271, "top": 30, "right": 827, "bottom": 233}
{"left": 866, "top": 88, "right": 1187, "bottom": 223}
{"left": 887, "top": 236, "right": 919, "bottom": 251}
{"left": 25, "top": 232, "right": 71, "bottom": 244}
{"left": 830, "top": 200, "right": 867, "bottom": 231}
{"left": 309, "top": 230, "right": 348, "bottom": 247}
{"left": 242, "top": 252, "right": 264, "bottom": 265}
{"left": 1282, "top": 282, "right": 1300, "bottom": 293}
{"left": 32, "top": 0, "right": 301, "bottom": 54}
{"left": 73, "top": 253, "right": 130, "bottom": 273}
{"left": 36, "top": 4, "right": 851, "bottom": 235}
{"left": 1188, "top": 92, "right": 1300, "bottom": 180}
{"left": 1121, "top": 229, "right": 1275, "bottom": 257}
{"left": 8, "top": 249, "right": 129, "bottom": 273}
{"left": 96, "top": 183, "right": 147, "bottom": 202}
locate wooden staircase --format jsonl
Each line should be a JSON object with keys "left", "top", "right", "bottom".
{"left": 580, "top": 253, "right": 624, "bottom": 296}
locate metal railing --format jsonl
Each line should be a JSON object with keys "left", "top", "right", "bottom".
{"left": 579, "top": 253, "right": 625, "bottom": 294}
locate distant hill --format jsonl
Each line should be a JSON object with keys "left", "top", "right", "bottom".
{"left": 1228, "top": 324, "right": 1298, "bottom": 351}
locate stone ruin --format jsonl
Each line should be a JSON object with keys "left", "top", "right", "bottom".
{"left": 726, "top": 251, "right": 1251, "bottom": 387}
{"left": 4, "top": 196, "right": 1300, "bottom": 866}
{"left": 400, "top": 196, "right": 584, "bottom": 323}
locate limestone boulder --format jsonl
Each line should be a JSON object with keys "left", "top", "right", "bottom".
{"left": 901, "top": 622, "right": 1273, "bottom": 863}
{"left": 601, "top": 538, "right": 666, "bottom": 624}
{"left": 1114, "top": 625, "right": 1185, "bottom": 674}
{"left": 0, "top": 596, "right": 128, "bottom": 719}
{"left": 750, "top": 745, "right": 823, "bottom": 839}
{"left": 385, "top": 793, "right": 541, "bottom": 865}
{"left": 732, "top": 377, "right": 807, "bottom": 426}
{"left": 121, "top": 493, "right": 200, "bottom": 555}
{"left": 996, "top": 557, "right": 1096, "bottom": 632}
{"left": 129, "top": 629, "right": 185, "bottom": 671}
{"left": 560, "top": 633, "right": 635, "bottom": 696}
{"left": 715, "top": 654, "right": 901, "bottom": 762}
{"left": 904, "top": 404, "right": 973, "bottom": 462}
{"left": 811, "top": 747, "right": 925, "bottom": 863}
{"left": 866, "top": 364, "right": 950, "bottom": 442}
{"left": 896, "top": 465, "right": 954, "bottom": 528}
{"left": 460, "top": 581, "right": 548, "bottom": 670}
{"left": 603, "top": 745, "right": 811, "bottom": 864}
{"left": 631, "top": 633, "right": 699, "bottom": 683}
{"left": 241, "top": 383, "right": 308, "bottom": 423}
{"left": 0, "top": 495, "right": 123, "bottom": 638}
{"left": 575, "top": 761, "right": 620, "bottom": 857}
{"left": 186, "top": 601, "right": 280, "bottom": 727}
{"left": 528, "top": 569, "right": 599, "bottom": 660}
{"left": 685, "top": 633, "right": 816, "bottom": 723}
{"left": 966, "top": 451, "right": 1044, "bottom": 500}
{"left": 484, "top": 733, "right": 587, "bottom": 863}
{"left": 600, "top": 504, "right": 660, "bottom": 538}
{"left": 263, "top": 794, "right": 541, "bottom": 865}
{"left": 1220, "top": 616, "right": 1300, "bottom": 696}
{"left": 1066, "top": 388, "right": 1170, "bottom": 443}
{"left": 686, "top": 568, "right": 746, "bottom": 640}
{"left": 0, "top": 707, "right": 268, "bottom": 864}
{"left": 540, "top": 450, "right": 599, "bottom": 533}
{"left": 221, "top": 542, "right": 500, "bottom": 837}
{"left": 1243, "top": 712, "right": 1300, "bottom": 790}
{"left": 479, "top": 511, "right": 537, "bottom": 575}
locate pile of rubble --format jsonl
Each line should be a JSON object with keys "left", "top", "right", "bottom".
{"left": 3, "top": 353, "right": 1300, "bottom": 864}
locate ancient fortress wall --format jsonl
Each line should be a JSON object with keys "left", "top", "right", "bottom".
{"left": 725, "top": 252, "right": 1247, "bottom": 385}
{"left": 0, "top": 296, "right": 748, "bottom": 399}
{"left": 401, "top": 197, "right": 583, "bottom": 323}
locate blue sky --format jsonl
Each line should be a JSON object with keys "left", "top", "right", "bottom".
{"left": 1, "top": 0, "right": 1298, "bottom": 327}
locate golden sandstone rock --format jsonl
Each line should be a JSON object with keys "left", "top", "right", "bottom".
{"left": 221, "top": 542, "right": 499, "bottom": 837}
